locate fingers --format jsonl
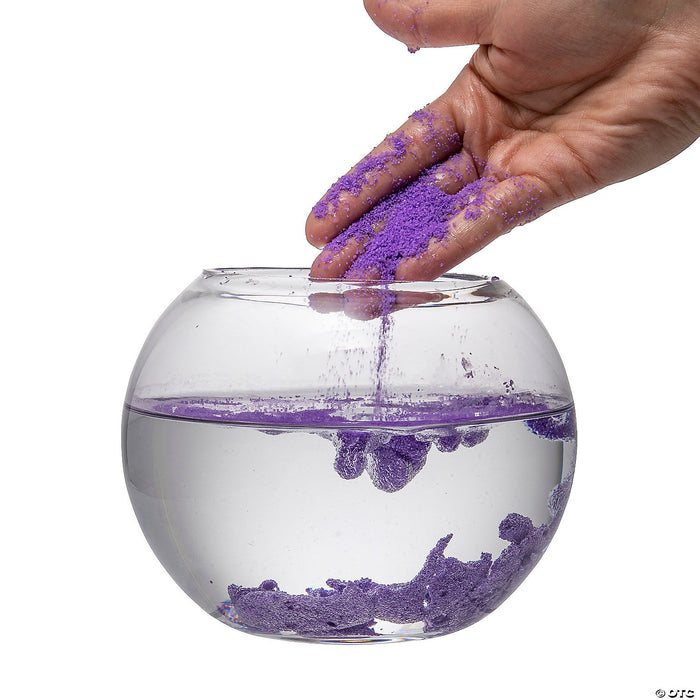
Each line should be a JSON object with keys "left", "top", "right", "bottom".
{"left": 428, "top": 150, "right": 480, "bottom": 193}
{"left": 310, "top": 236, "right": 383, "bottom": 282}
{"left": 312, "top": 170, "right": 555, "bottom": 283}
{"left": 310, "top": 234, "right": 368, "bottom": 280}
{"left": 306, "top": 104, "right": 461, "bottom": 248}
{"left": 363, "top": 0, "right": 497, "bottom": 51}
{"left": 309, "top": 151, "right": 479, "bottom": 280}
{"left": 394, "top": 174, "right": 552, "bottom": 280}
{"left": 310, "top": 149, "right": 484, "bottom": 281}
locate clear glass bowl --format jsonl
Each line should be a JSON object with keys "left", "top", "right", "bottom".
{"left": 122, "top": 268, "right": 576, "bottom": 643}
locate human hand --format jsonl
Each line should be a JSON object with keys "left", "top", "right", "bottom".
{"left": 307, "top": 0, "right": 700, "bottom": 280}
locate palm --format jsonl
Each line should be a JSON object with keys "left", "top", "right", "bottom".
{"left": 308, "top": 0, "right": 700, "bottom": 280}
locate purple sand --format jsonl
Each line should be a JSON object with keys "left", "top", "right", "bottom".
{"left": 128, "top": 392, "right": 565, "bottom": 428}
{"left": 322, "top": 166, "right": 495, "bottom": 279}
{"left": 224, "top": 475, "right": 573, "bottom": 638}
{"left": 311, "top": 130, "right": 411, "bottom": 221}
{"left": 312, "top": 105, "right": 544, "bottom": 280}
{"left": 526, "top": 409, "right": 576, "bottom": 442}
{"left": 334, "top": 431, "right": 430, "bottom": 493}
{"left": 330, "top": 426, "right": 491, "bottom": 492}
{"left": 313, "top": 107, "right": 492, "bottom": 280}
{"left": 312, "top": 108, "right": 461, "bottom": 225}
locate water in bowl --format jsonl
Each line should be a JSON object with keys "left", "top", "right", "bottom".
{"left": 122, "top": 394, "right": 575, "bottom": 643}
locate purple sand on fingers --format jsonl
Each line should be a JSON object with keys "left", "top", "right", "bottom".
{"left": 312, "top": 106, "right": 544, "bottom": 280}
{"left": 223, "top": 475, "right": 573, "bottom": 637}
{"left": 312, "top": 108, "right": 461, "bottom": 226}
{"left": 311, "top": 131, "right": 411, "bottom": 221}
{"left": 321, "top": 167, "right": 495, "bottom": 279}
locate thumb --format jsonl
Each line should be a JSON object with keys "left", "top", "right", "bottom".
{"left": 363, "top": 0, "right": 497, "bottom": 50}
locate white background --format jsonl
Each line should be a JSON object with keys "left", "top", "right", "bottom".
{"left": 1, "top": 1, "right": 698, "bottom": 699}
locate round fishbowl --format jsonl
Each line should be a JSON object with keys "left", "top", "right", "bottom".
{"left": 122, "top": 268, "right": 576, "bottom": 643}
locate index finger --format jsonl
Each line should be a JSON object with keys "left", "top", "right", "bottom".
{"left": 306, "top": 103, "right": 462, "bottom": 248}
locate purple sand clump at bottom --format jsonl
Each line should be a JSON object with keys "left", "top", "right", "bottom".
{"left": 224, "top": 475, "right": 573, "bottom": 638}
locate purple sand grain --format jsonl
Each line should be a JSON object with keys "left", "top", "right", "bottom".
{"left": 224, "top": 475, "right": 572, "bottom": 637}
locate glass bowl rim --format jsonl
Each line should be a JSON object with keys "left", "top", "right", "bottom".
{"left": 201, "top": 266, "right": 497, "bottom": 292}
